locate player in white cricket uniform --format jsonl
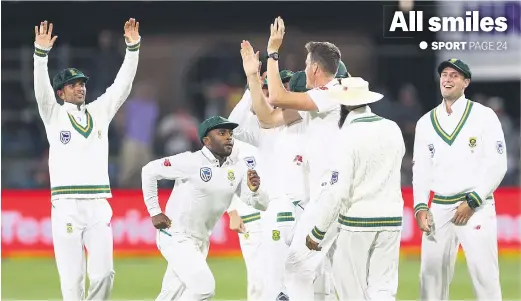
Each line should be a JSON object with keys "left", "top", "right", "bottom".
{"left": 141, "top": 116, "right": 269, "bottom": 301}
{"left": 254, "top": 17, "right": 344, "bottom": 300}
{"left": 413, "top": 59, "right": 507, "bottom": 300}
{"left": 307, "top": 77, "right": 406, "bottom": 301}
{"left": 227, "top": 71, "right": 301, "bottom": 301}
{"left": 33, "top": 19, "right": 140, "bottom": 300}
{"left": 226, "top": 139, "right": 265, "bottom": 301}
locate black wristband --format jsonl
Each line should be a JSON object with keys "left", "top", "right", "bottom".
{"left": 267, "top": 52, "right": 279, "bottom": 61}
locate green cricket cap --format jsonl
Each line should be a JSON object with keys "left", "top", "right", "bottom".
{"left": 288, "top": 71, "right": 309, "bottom": 92}
{"left": 263, "top": 70, "right": 294, "bottom": 87}
{"left": 335, "top": 60, "right": 350, "bottom": 78}
{"left": 198, "top": 116, "right": 238, "bottom": 142}
{"left": 437, "top": 58, "right": 472, "bottom": 79}
{"left": 52, "top": 68, "right": 89, "bottom": 91}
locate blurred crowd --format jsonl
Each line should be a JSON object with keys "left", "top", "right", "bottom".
{"left": 2, "top": 31, "right": 520, "bottom": 189}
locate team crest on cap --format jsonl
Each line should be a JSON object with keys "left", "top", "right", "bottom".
{"left": 60, "top": 131, "right": 71, "bottom": 144}
{"left": 69, "top": 69, "right": 77, "bottom": 76}
{"left": 200, "top": 167, "right": 212, "bottom": 182}
{"left": 244, "top": 157, "right": 256, "bottom": 169}
{"left": 449, "top": 58, "right": 458, "bottom": 63}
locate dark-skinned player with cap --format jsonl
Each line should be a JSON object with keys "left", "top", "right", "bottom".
{"left": 141, "top": 116, "right": 269, "bottom": 300}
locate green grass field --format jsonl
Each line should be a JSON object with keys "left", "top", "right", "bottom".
{"left": 2, "top": 255, "right": 520, "bottom": 300}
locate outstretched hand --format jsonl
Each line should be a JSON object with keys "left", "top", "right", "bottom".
{"left": 240, "top": 40, "right": 261, "bottom": 77}
{"left": 34, "top": 20, "right": 58, "bottom": 48}
{"left": 124, "top": 18, "right": 140, "bottom": 43}
{"left": 267, "top": 16, "right": 285, "bottom": 54}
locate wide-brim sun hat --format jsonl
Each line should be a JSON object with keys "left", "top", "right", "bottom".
{"left": 327, "top": 77, "right": 383, "bottom": 106}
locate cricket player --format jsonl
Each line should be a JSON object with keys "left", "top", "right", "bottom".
{"left": 306, "top": 77, "right": 406, "bottom": 301}
{"left": 141, "top": 116, "right": 269, "bottom": 301}
{"left": 226, "top": 140, "right": 265, "bottom": 301}
{"left": 227, "top": 70, "right": 296, "bottom": 301}
{"left": 255, "top": 16, "right": 344, "bottom": 300}
{"left": 413, "top": 59, "right": 507, "bottom": 300}
{"left": 33, "top": 19, "right": 140, "bottom": 300}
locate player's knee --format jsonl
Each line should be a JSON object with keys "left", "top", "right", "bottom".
{"left": 192, "top": 273, "right": 215, "bottom": 299}
{"left": 89, "top": 268, "right": 115, "bottom": 283}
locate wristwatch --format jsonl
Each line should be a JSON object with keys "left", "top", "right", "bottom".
{"left": 267, "top": 52, "right": 279, "bottom": 61}
{"left": 465, "top": 193, "right": 479, "bottom": 209}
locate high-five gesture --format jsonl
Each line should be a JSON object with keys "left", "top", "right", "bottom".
{"left": 124, "top": 18, "right": 140, "bottom": 44}
{"left": 34, "top": 20, "right": 58, "bottom": 49}
{"left": 267, "top": 16, "right": 285, "bottom": 54}
{"left": 240, "top": 40, "right": 260, "bottom": 77}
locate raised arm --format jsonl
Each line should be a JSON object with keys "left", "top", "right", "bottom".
{"left": 228, "top": 90, "right": 261, "bottom": 145}
{"left": 141, "top": 152, "right": 192, "bottom": 217}
{"left": 265, "top": 17, "right": 321, "bottom": 112}
{"left": 89, "top": 18, "right": 141, "bottom": 122}
{"left": 33, "top": 21, "right": 59, "bottom": 124}
{"left": 240, "top": 40, "right": 290, "bottom": 129}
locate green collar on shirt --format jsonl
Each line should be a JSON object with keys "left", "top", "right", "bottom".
{"left": 430, "top": 98, "right": 473, "bottom": 146}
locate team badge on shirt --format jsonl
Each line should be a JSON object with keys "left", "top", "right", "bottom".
{"left": 60, "top": 131, "right": 71, "bottom": 144}
{"left": 469, "top": 137, "right": 477, "bottom": 148}
{"left": 293, "top": 155, "right": 303, "bottom": 166}
{"left": 330, "top": 171, "right": 339, "bottom": 185}
{"left": 200, "top": 167, "right": 212, "bottom": 182}
{"left": 244, "top": 157, "right": 256, "bottom": 169}
{"left": 496, "top": 141, "right": 504, "bottom": 154}
{"left": 272, "top": 230, "right": 280, "bottom": 241}
{"left": 227, "top": 170, "right": 235, "bottom": 185}
{"left": 428, "top": 144, "right": 435, "bottom": 158}
{"left": 66, "top": 223, "right": 73, "bottom": 233}
{"left": 98, "top": 130, "right": 102, "bottom": 139}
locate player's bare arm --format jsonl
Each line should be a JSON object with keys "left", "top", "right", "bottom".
{"left": 33, "top": 20, "right": 59, "bottom": 123}
{"left": 228, "top": 210, "right": 246, "bottom": 233}
{"left": 241, "top": 40, "right": 286, "bottom": 128}
{"left": 266, "top": 17, "right": 318, "bottom": 112}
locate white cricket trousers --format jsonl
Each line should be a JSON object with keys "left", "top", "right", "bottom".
{"left": 51, "top": 198, "right": 114, "bottom": 301}
{"left": 285, "top": 199, "right": 339, "bottom": 301}
{"left": 156, "top": 230, "right": 214, "bottom": 301}
{"left": 258, "top": 198, "right": 296, "bottom": 301}
{"left": 420, "top": 202, "right": 502, "bottom": 301}
{"left": 237, "top": 215, "right": 264, "bottom": 301}
{"left": 332, "top": 229, "right": 401, "bottom": 301}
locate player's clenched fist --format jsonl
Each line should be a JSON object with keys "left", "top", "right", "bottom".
{"left": 151, "top": 213, "right": 172, "bottom": 229}
{"left": 34, "top": 20, "right": 58, "bottom": 49}
{"left": 247, "top": 170, "right": 261, "bottom": 192}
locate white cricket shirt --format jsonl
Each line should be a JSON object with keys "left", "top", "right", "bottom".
{"left": 33, "top": 39, "right": 140, "bottom": 199}
{"left": 300, "top": 80, "right": 342, "bottom": 201}
{"left": 141, "top": 146, "right": 269, "bottom": 240}
{"left": 412, "top": 96, "right": 507, "bottom": 214}
{"left": 309, "top": 107, "right": 406, "bottom": 241}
